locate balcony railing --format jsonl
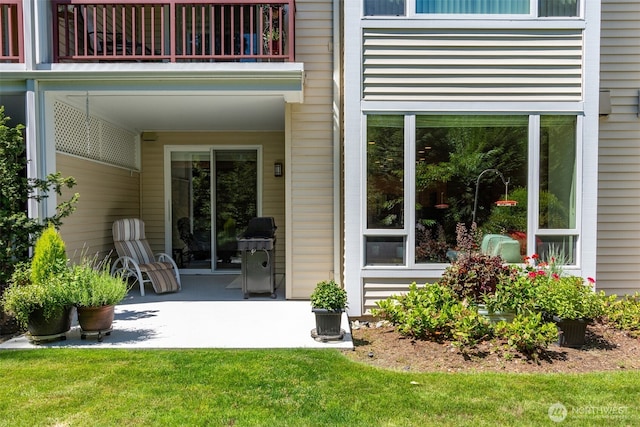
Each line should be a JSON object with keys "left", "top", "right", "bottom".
{"left": 53, "top": 1, "right": 294, "bottom": 63}
{"left": 0, "top": 1, "right": 23, "bottom": 63}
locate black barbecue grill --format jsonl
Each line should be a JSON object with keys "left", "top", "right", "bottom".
{"left": 237, "top": 217, "right": 277, "bottom": 299}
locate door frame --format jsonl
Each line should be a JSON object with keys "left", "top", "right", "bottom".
{"left": 163, "top": 144, "right": 263, "bottom": 274}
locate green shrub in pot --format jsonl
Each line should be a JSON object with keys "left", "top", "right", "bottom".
{"left": 310, "top": 280, "right": 347, "bottom": 312}
{"left": 70, "top": 262, "right": 128, "bottom": 308}
{"left": 1, "top": 271, "right": 72, "bottom": 329}
{"left": 310, "top": 280, "right": 347, "bottom": 341}
{"left": 536, "top": 276, "right": 605, "bottom": 321}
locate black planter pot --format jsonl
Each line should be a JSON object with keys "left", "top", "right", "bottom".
{"left": 553, "top": 316, "right": 589, "bottom": 348}
{"left": 311, "top": 308, "right": 345, "bottom": 342}
{"left": 27, "top": 306, "right": 73, "bottom": 343}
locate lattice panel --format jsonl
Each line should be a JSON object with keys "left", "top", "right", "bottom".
{"left": 54, "top": 101, "right": 139, "bottom": 170}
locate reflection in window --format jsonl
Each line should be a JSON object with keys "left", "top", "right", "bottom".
{"left": 416, "top": 0, "right": 529, "bottom": 14}
{"left": 367, "top": 115, "right": 404, "bottom": 229}
{"left": 414, "top": 115, "right": 529, "bottom": 263}
{"left": 539, "top": 0, "right": 579, "bottom": 17}
{"left": 536, "top": 235, "right": 577, "bottom": 265}
{"left": 539, "top": 115, "right": 577, "bottom": 230}
{"left": 365, "top": 236, "right": 405, "bottom": 265}
{"left": 364, "top": 0, "right": 406, "bottom": 16}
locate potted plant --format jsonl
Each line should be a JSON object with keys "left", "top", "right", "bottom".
{"left": 1, "top": 226, "right": 75, "bottom": 342}
{"left": 310, "top": 280, "right": 347, "bottom": 341}
{"left": 480, "top": 269, "right": 537, "bottom": 324}
{"left": 70, "top": 258, "right": 129, "bottom": 341}
{"left": 536, "top": 276, "right": 605, "bottom": 347}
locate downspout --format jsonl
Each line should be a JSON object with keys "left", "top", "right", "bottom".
{"left": 332, "top": 0, "right": 343, "bottom": 285}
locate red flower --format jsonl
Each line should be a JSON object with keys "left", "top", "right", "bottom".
{"left": 536, "top": 270, "right": 546, "bottom": 276}
{"left": 587, "top": 277, "right": 596, "bottom": 284}
{"left": 528, "top": 271, "right": 537, "bottom": 279}
{"left": 552, "top": 273, "right": 560, "bottom": 280}
{"left": 531, "top": 254, "right": 539, "bottom": 260}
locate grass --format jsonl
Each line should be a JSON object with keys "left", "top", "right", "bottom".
{"left": 0, "top": 349, "right": 638, "bottom": 426}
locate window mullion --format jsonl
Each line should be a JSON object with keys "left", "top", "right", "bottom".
{"left": 406, "top": 114, "right": 415, "bottom": 267}
{"left": 528, "top": 115, "right": 541, "bottom": 257}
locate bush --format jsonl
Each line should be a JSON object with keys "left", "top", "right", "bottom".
{"left": 373, "top": 283, "right": 457, "bottom": 339}
{"left": 373, "top": 282, "right": 490, "bottom": 348}
{"left": 310, "top": 280, "right": 347, "bottom": 311}
{"left": 439, "top": 252, "right": 510, "bottom": 304}
{"left": 493, "top": 313, "right": 558, "bottom": 360}
{"left": 1, "top": 274, "right": 73, "bottom": 328}
{"left": 0, "top": 107, "right": 77, "bottom": 332}
{"left": 483, "top": 271, "right": 538, "bottom": 315}
{"left": 70, "top": 262, "right": 129, "bottom": 308}
{"left": 535, "top": 276, "right": 605, "bottom": 321}
{"left": 30, "top": 225, "right": 68, "bottom": 286}
{"left": 603, "top": 293, "right": 640, "bottom": 337}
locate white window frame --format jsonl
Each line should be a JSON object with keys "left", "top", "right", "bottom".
{"left": 361, "top": 112, "right": 583, "bottom": 271}
{"left": 362, "top": 0, "right": 584, "bottom": 19}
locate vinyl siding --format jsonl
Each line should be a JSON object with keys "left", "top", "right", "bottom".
{"left": 140, "top": 132, "right": 286, "bottom": 275}
{"left": 362, "top": 29, "right": 583, "bottom": 102}
{"left": 287, "top": 0, "right": 335, "bottom": 298}
{"left": 597, "top": 0, "right": 640, "bottom": 295}
{"left": 56, "top": 153, "right": 141, "bottom": 264}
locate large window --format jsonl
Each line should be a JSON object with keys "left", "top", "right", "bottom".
{"left": 363, "top": 0, "right": 579, "bottom": 16}
{"left": 414, "top": 116, "right": 528, "bottom": 263}
{"left": 365, "top": 114, "right": 579, "bottom": 267}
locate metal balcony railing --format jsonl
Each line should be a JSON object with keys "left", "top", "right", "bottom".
{"left": 0, "top": 1, "right": 23, "bottom": 63}
{"left": 53, "top": 1, "right": 294, "bottom": 63}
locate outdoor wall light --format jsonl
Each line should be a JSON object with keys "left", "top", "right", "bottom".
{"left": 274, "top": 161, "right": 283, "bottom": 177}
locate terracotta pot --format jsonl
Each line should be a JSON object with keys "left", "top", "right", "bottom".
{"left": 77, "top": 305, "right": 115, "bottom": 332}
{"left": 27, "top": 306, "right": 73, "bottom": 342}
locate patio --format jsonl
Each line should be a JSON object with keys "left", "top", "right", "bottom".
{"left": 0, "top": 275, "right": 353, "bottom": 350}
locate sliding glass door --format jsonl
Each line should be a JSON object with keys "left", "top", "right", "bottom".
{"left": 169, "top": 148, "right": 258, "bottom": 272}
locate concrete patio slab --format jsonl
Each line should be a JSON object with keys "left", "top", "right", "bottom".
{"left": 0, "top": 275, "right": 353, "bottom": 350}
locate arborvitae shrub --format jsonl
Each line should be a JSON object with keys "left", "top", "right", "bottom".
{"left": 30, "top": 225, "right": 67, "bottom": 285}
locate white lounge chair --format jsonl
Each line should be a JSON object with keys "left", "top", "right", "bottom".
{"left": 111, "top": 218, "right": 181, "bottom": 296}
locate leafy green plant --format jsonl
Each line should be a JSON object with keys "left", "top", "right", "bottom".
{"left": 373, "top": 283, "right": 460, "bottom": 339}
{"left": 0, "top": 107, "right": 77, "bottom": 330}
{"left": 603, "top": 293, "right": 640, "bottom": 337}
{"left": 439, "top": 252, "right": 510, "bottom": 304}
{"left": 0, "top": 227, "right": 75, "bottom": 328}
{"left": 0, "top": 274, "right": 73, "bottom": 328}
{"left": 535, "top": 276, "right": 605, "bottom": 320}
{"left": 70, "top": 260, "right": 129, "bottom": 308}
{"left": 483, "top": 270, "right": 537, "bottom": 315}
{"left": 310, "top": 280, "right": 347, "bottom": 311}
{"left": 493, "top": 313, "right": 558, "bottom": 360}
{"left": 450, "top": 304, "right": 492, "bottom": 351}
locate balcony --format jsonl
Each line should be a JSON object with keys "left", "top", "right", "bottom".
{"left": 53, "top": 1, "right": 294, "bottom": 63}
{"left": 0, "top": 1, "right": 23, "bottom": 63}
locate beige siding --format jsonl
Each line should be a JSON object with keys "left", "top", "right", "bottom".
{"left": 140, "top": 132, "right": 286, "bottom": 274}
{"left": 56, "top": 154, "right": 140, "bottom": 264}
{"left": 362, "top": 29, "right": 583, "bottom": 102}
{"left": 287, "top": 0, "right": 335, "bottom": 298}
{"left": 363, "top": 277, "right": 442, "bottom": 314}
{"left": 597, "top": 0, "right": 640, "bottom": 295}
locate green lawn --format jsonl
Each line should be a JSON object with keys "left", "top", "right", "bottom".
{"left": 0, "top": 349, "right": 638, "bottom": 426}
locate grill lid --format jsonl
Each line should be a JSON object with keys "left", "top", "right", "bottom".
{"left": 242, "top": 217, "right": 277, "bottom": 239}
